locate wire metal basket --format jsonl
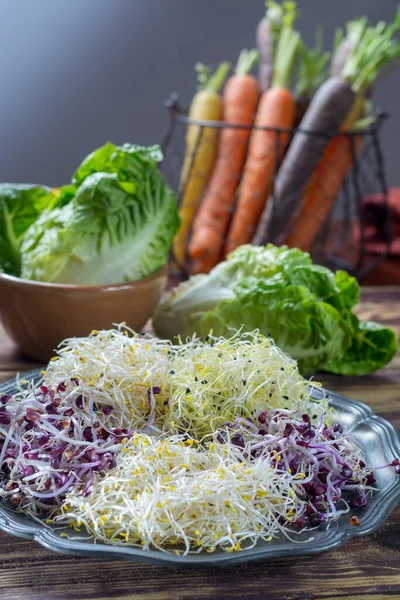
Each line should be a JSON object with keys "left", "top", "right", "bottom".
{"left": 161, "top": 93, "right": 392, "bottom": 280}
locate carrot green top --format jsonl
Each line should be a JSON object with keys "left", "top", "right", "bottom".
{"left": 264, "top": 0, "right": 287, "bottom": 54}
{"left": 333, "top": 18, "right": 367, "bottom": 55}
{"left": 234, "top": 49, "right": 259, "bottom": 76}
{"left": 195, "top": 62, "right": 231, "bottom": 93}
{"left": 296, "top": 33, "right": 330, "bottom": 98}
{"left": 342, "top": 6, "right": 400, "bottom": 93}
{"left": 266, "top": 0, "right": 285, "bottom": 29}
{"left": 272, "top": 1, "right": 300, "bottom": 89}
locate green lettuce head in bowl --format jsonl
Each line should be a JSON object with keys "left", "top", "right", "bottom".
{"left": 153, "top": 244, "right": 398, "bottom": 376}
{"left": 0, "top": 143, "right": 180, "bottom": 360}
{"left": 18, "top": 143, "right": 180, "bottom": 285}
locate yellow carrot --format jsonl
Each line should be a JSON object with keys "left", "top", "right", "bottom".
{"left": 172, "top": 62, "right": 230, "bottom": 268}
{"left": 189, "top": 50, "right": 260, "bottom": 274}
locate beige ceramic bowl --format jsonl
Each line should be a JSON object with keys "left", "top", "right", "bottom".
{"left": 0, "top": 266, "right": 168, "bottom": 361}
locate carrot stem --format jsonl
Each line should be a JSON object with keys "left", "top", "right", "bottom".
{"left": 195, "top": 62, "right": 231, "bottom": 93}
{"left": 296, "top": 42, "right": 330, "bottom": 99}
{"left": 272, "top": 4, "right": 300, "bottom": 89}
{"left": 235, "top": 49, "right": 259, "bottom": 77}
{"left": 342, "top": 9, "right": 400, "bottom": 93}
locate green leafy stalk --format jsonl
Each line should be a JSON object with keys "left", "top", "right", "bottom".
{"left": 333, "top": 28, "right": 344, "bottom": 53}
{"left": 272, "top": 2, "right": 300, "bottom": 88}
{"left": 257, "top": 1, "right": 288, "bottom": 91}
{"left": 281, "top": 1, "right": 297, "bottom": 28}
{"left": 262, "top": 0, "right": 293, "bottom": 46}
{"left": 331, "top": 18, "right": 368, "bottom": 78}
{"left": 351, "top": 114, "right": 377, "bottom": 132}
{"left": 296, "top": 40, "right": 330, "bottom": 98}
{"left": 342, "top": 7, "right": 400, "bottom": 93}
{"left": 266, "top": 0, "right": 285, "bottom": 38}
{"left": 195, "top": 62, "right": 231, "bottom": 93}
{"left": 346, "top": 17, "right": 369, "bottom": 46}
{"left": 235, "top": 49, "right": 259, "bottom": 76}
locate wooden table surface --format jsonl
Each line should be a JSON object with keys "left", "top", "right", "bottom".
{"left": 0, "top": 287, "right": 399, "bottom": 600}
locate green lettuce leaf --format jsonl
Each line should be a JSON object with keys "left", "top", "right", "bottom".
{"left": 21, "top": 160, "right": 180, "bottom": 284}
{"left": 192, "top": 283, "right": 352, "bottom": 375}
{"left": 154, "top": 245, "right": 352, "bottom": 373}
{"left": 335, "top": 270, "right": 360, "bottom": 310}
{"left": 72, "top": 142, "right": 163, "bottom": 187}
{"left": 55, "top": 184, "right": 77, "bottom": 207}
{"left": 324, "top": 318, "right": 398, "bottom": 375}
{"left": 153, "top": 244, "right": 397, "bottom": 375}
{"left": 0, "top": 184, "right": 58, "bottom": 276}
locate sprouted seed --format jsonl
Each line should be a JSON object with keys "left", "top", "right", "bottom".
{"left": 55, "top": 433, "right": 309, "bottom": 554}
{"left": 45, "top": 328, "right": 173, "bottom": 432}
{"left": 44, "top": 327, "right": 325, "bottom": 438}
{"left": 163, "top": 330, "right": 325, "bottom": 437}
{"left": 0, "top": 380, "right": 136, "bottom": 518}
{"left": 216, "top": 408, "right": 380, "bottom": 527}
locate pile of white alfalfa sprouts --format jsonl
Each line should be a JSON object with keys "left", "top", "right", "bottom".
{"left": 43, "top": 328, "right": 173, "bottom": 432}
{"left": 6, "top": 325, "right": 367, "bottom": 555}
{"left": 55, "top": 433, "right": 305, "bottom": 554}
{"left": 45, "top": 327, "right": 323, "bottom": 439}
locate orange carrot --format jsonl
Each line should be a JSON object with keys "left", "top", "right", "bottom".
{"left": 284, "top": 131, "right": 363, "bottom": 252}
{"left": 188, "top": 50, "right": 259, "bottom": 274}
{"left": 224, "top": 4, "right": 300, "bottom": 256}
{"left": 283, "top": 93, "right": 366, "bottom": 251}
{"left": 224, "top": 89, "right": 295, "bottom": 255}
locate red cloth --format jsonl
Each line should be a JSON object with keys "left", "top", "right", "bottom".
{"left": 354, "top": 188, "right": 400, "bottom": 256}
{"left": 361, "top": 257, "right": 400, "bottom": 285}
{"left": 353, "top": 188, "right": 400, "bottom": 285}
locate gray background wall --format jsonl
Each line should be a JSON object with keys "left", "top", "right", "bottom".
{"left": 0, "top": 0, "right": 398, "bottom": 187}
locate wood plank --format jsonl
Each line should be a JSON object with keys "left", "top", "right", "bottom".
{"left": 0, "top": 509, "right": 399, "bottom": 600}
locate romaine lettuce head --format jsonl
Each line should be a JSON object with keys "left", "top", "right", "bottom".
{"left": 20, "top": 144, "right": 180, "bottom": 285}
{"left": 153, "top": 244, "right": 397, "bottom": 375}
